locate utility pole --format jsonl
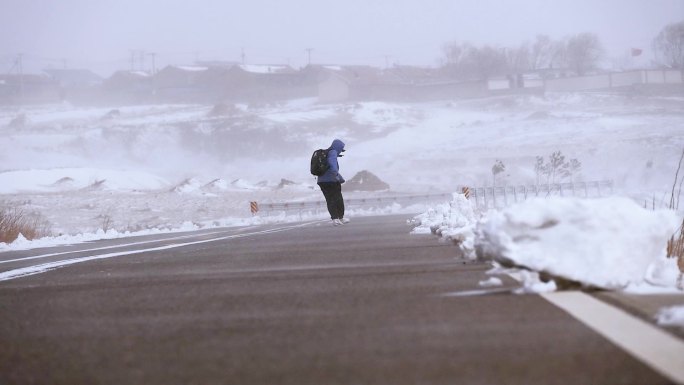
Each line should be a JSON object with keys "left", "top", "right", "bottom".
{"left": 129, "top": 50, "right": 135, "bottom": 71}
{"left": 241, "top": 47, "right": 245, "bottom": 65}
{"left": 138, "top": 50, "right": 145, "bottom": 71}
{"left": 17, "top": 53, "right": 24, "bottom": 103}
{"left": 305, "top": 48, "right": 313, "bottom": 66}
{"left": 147, "top": 52, "right": 157, "bottom": 74}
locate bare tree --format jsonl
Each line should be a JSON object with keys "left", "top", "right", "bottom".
{"left": 653, "top": 20, "right": 684, "bottom": 69}
{"left": 531, "top": 35, "right": 554, "bottom": 70}
{"left": 534, "top": 156, "right": 548, "bottom": 185}
{"left": 442, "top": 42, "right": 508, "bottom": 80}
{"left": 442, "top": 42, "right": 476, "bottom": 80}
{"left": 505, "top": 43, "right": 532, "bottom": 74}
{"left": 442, "top": 42, "right": 468, "bottom": 65}
{"left": 564, "top": 33, "right": 604, "bottom": 75}
{"left": 473, "top": 45, "right": 508, "bottom": 80}
{"left": 548, "top": 151, "right": 571, "bottom": 183}
{"left": 550, "top": 39, "right": 568, "bottom": 71}
{"left": 568, "top": 158, "right": 582, "bottom": 182}
{"left": 535, "top": 151, "right": 575, "bottom": 184}
{"left": 492, "top": 159, "right": 506, "bottom": 186}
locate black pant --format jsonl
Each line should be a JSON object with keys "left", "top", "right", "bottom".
{"left": 318, "top": 182, "right": 345, "bottom": 220}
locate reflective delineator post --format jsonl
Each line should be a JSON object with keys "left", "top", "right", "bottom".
{"left": 250, "top": 201, "right": 259, "bottom": 215}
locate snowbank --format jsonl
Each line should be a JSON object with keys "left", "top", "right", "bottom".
{"left": 411, "top": 193, "right": 478, "bottom": 258}
{"left": 476, "top": 197, "right": 680, "bottom": 290}
{"left": 0, "top": 217, "right": 256, "bottom": 252}
{"left": 413, "top": 195, "right": 683, "bottom": 292}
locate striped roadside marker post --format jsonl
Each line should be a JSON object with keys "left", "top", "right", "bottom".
{"left": 250, "top": 201, "right": 259, "bottom": 215}
{"left": 462, "top": 186, "right": 471, "bottom": 199}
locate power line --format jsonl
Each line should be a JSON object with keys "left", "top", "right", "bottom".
{"left": 305, "top": 48, "right": 314, "bottom": 65}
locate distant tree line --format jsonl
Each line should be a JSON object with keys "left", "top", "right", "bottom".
{"left": 441, "top": 32, "right": 604, "bottom": 80}
{"left": 653, "top": 20, "right": 684, "bottom": 69}
{"left": 441, "top": 18, "right": 684, "bottom": 80}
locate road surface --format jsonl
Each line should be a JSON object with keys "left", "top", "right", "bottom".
{"left": 0, "top": 214, "right": 677, "bottom": 384}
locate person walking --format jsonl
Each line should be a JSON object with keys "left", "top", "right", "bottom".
{"left": 317, "top": 139, "right": 349, "bottom": 226}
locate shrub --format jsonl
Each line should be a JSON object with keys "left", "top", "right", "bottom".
{"left": 0, "top": 206, "right": 52, "bottom": 244}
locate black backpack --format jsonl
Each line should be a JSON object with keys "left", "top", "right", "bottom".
{"left": 310, "top": 149, "right": 330, "bottom": 176}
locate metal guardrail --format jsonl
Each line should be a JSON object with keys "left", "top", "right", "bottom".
{"left": 252, "top": 180, "right": 614, "bottom": 215}
{"left": 257, "top": 193, "right": 453, "bottom": 215}
{"left": 469, "top": 180, "right": 614, "bottom": 210}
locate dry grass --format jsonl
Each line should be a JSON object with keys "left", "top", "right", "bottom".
{"left": 669, "top": 223, "right": 684, "bottom": 290}
{"left": 667, "top": 219, "right": 684, "bottom": 259}
{"left": 0, "top": 206, "right": 52, "bottom": 244}
{"left": 666, "top": 148, "right": 684, "bottom": 288}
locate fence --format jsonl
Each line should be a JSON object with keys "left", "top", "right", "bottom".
{"left": 469, "top": 180, "right": 614, "bottom": 210}
{"left": 544, "top": 70, "right": 683, "bottom": 92}
{"left": 255, "top": 193, "right": 453, "bottom": 216}
{"left": 251, "top": 180, "right": 613, "bottom": 216}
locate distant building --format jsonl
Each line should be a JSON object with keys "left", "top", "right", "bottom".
{"left": 103, "top": 70, "right": 153, "bottom": 103}
{"left": 43, "top": 69, "right": 103, "bottom": 88}
{"left": 43, "top": 69, "right": 103, "bottom": 103}
{"left": 317, "top": 65, "right": 384, "bottom": 102}
{"left": 219, "top": 64, "right": 309, "bottom": 101}
{"left": 150, "top": 63, "right": 312, "bottom": 103}
{"left": 0, "top": 74, "right": 60, "bottom": 104}
{"left": 317, "top": 65, "right": 488, "bottom": 102}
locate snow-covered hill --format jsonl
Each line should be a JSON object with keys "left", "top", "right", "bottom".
{"left": 1, "top": 93, "right": 682, "bottom": 237}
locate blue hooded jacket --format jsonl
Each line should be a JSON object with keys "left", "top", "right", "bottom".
{"left": 317, "top": 139, "right": 345, "bottom": 183}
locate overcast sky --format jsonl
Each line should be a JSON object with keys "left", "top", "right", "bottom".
{"left": 1, "top": 0, "right": 682, "bottom": 76}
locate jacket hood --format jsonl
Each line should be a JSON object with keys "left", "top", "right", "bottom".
{"left": 330, "top": 139, "right": 345, "bottom": 152}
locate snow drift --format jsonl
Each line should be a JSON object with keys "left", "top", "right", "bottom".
{"left": 476, "top": 197, "right": 680, "bottom": 290}
{"left": 412, "top": 195, "right": 682, "bottom": 291}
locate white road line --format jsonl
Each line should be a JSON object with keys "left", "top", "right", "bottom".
{"left": 441, "top": 288, "right": 514, "bottom": 297}
{"left": 542, "top": 291, "right": 684, "bottom": 384}
{"left": 0, "top": 221, "right": 321, "bottom": 282}
{"left": 0, "top": 228, "right": 242, "bottom": 265}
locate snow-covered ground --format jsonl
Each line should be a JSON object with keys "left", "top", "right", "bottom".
{"left": 411, "top": 193, "right": 682, "bottom": 290}
{"left": 1, "top": 92, "right": 683, "bottom": 307}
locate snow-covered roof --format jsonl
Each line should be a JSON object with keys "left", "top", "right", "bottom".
{"left": 175, "top": 66, "right": 209, "bottom": 72}
{"left": 238, "top": 64, "right": 292, "bottom": 74}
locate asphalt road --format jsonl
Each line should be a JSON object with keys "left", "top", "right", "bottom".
{"left": 0, "top": 214, "right": 674, "bottom": 384}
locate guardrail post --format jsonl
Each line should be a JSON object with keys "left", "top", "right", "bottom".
{"left": 513, "top": 186, "right": 518, "bottom": 203}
